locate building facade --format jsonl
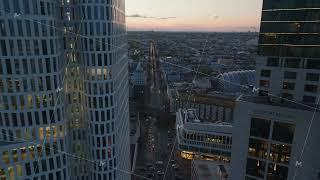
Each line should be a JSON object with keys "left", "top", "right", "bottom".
{"left": 131, "top": 62, "right": 145, "bottom": 97}
{"left": 0, "top": 0, "right": 130, "bottom": 180}
{"left": 176, "top": 109, "right": 232, "bottom": 162}
{"left": 256, "top": 0, "right": 320, "bottom": 103}
{"left": 171, "top": 92, "right": 236, "bottom": 123}
{"left": 217, "top": 70, "right": 256, "bottom": 94}
{"left": 231, "top": 1, "right": 320, "bottom": 180}
{"left": 232, "top": 99, "right": 320, "bottom": 180}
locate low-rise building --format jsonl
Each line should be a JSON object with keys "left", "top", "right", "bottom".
{"left": 176, "top": 109, "right": 232, "bottom": 162}
{"left": 171, "top": 91, "right": 236, "bottom": 123}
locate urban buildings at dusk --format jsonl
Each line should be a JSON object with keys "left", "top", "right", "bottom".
{"left": 0, "top": 0, "right": 319, "bottom": 180}
{"left": 231, "top": 0, "right": 320, "bottom": 179}
{"left": 0, "top": 0, "right": 130, "bottom": 179}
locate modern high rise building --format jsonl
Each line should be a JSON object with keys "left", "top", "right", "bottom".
{"left": 0, "top": 0, "right": 130, "bottom": 180}
{"left": 231, "top": 0, "right": 320, "bottom": 180}
{"left": 256, "top": 0, "right": 320, "bottom": 103}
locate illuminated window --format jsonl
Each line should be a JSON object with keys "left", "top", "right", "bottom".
{"left": 267, "top": 163, "right": 288, "bottom": 180}
{"left": 248, "top": 138, "right": 268, "bottom": 159}
{"left": 7, "top": 167, "right": 14, "bottom": 180}
{"left": 37, "top": 145, "right": 43, "bottom": 157}
{"left": 29, "top": 146, "right": 35, "bottom": 160}
{"left": 46, "top": 127, "right": 51, "bottom": 139}
{"left": 39, "top": 127, "right": 44, "bottom": 140}
{"left": 270, "top": 143, "right": 291, "bottom": 164}
{"left": 0, "top": 168, "right": 6, "bottom": 180}
{"left": 12, "top": 149, "right": 18, "bottom": 162}
{"left": 16, "top": 165, "right": 22, "bottom": 176}
{"left": 20, "top": 147, "right": 27, "bottom": 160}
{"left": 59, "top": 125, "right": 64, "bottom": 137}
{"left": 2, "top": 151, "right": 9, "bottom": 164}
{"left": 27, "top": 95, "right": 33, "bottom": 108}
{"left": 246, "top": 158, "right": 265, "bottom": 178}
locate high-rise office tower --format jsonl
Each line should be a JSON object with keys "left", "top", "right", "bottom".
{"left": 0, "top": 0, "right": 130, "bottom": 180}
{"left": 0, "top": 0, "right": 69, "bottom": 179}
{"left": 231, "top": 0, "right": 320, "bottom": 180}
{"left": 256, "top": 0, "right": 320, "bottom": 103}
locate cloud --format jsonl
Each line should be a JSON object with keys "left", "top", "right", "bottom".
{"left": 209, "top": 14, "right": 219, "bottom": 20}
{"left": 126, "top": 14, "right": 176, "bottom": 20}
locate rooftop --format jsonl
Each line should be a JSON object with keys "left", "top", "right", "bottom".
{"left": 178, "top": 109, "right": 232, "bottom": 133}
{"left": 192, "top": 160, "right": 230, "bottom": 180}
{"left": 238, "top": 95, "right": 319, "bottom": 112}
{"left": 175, "top": 91, "right": 237, "bottom": 108}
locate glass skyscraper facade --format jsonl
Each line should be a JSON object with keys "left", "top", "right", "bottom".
{"left": 231, "top": 1, "right": 320, "bottom": 180}
{"left": 257, "top": 0, "right": 320, "bottom": 103}
{"left": 0, "top": 0, "right": 130, "bottom": 180}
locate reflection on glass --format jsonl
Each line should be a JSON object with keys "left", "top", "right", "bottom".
{"left": 267, "top": 163, "right": 288, "bottom": 180}
{"left": 246, "top": 158, "right": 266, "bottom": 178}
{"left": 272, "top": 122, "right": 295, "bottom": 143}
{"left": 269, "top": 143, "right": 291, "bottom": 164}
{"left": 248, "top": 138, "right": 268, "bottom": 159}
{"left": 250, "top": 118, "right": 271, "bottom": 139}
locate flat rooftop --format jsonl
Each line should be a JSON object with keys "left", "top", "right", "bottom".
{"left": 239, "top": 95, "right": 319, "bottom": 112}
{"left": 178, "top": 109, "right": 232, "bottom": 133}
{"left": 175, "top": 91, "right": 237, "bottom": 107}
{"left": 192, "top": 160, "right": 230, "bottom": 180}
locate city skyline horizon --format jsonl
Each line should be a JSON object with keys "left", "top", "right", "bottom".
{"left": 127, "top": 29, "right": 260, "bottom": 33}
{"left": 126, "top": 0, "right": 263, "bottom": 32}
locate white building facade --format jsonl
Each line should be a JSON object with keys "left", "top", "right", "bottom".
{"left": 172, "top": 92, "right": 235, "bottom": 123}
{"left": 176, "top": 109, "right": 232, "bottom": 162}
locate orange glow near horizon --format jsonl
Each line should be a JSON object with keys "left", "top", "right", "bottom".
{"left": 126, "top": 0, "right": 263, "bottom": 32}
{"left": 127, "top": 17, "right": 260, "bottom": 32}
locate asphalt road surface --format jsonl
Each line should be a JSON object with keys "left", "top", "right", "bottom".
{"left": 133, "top": 113, "right": 190, "bottom": 180}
